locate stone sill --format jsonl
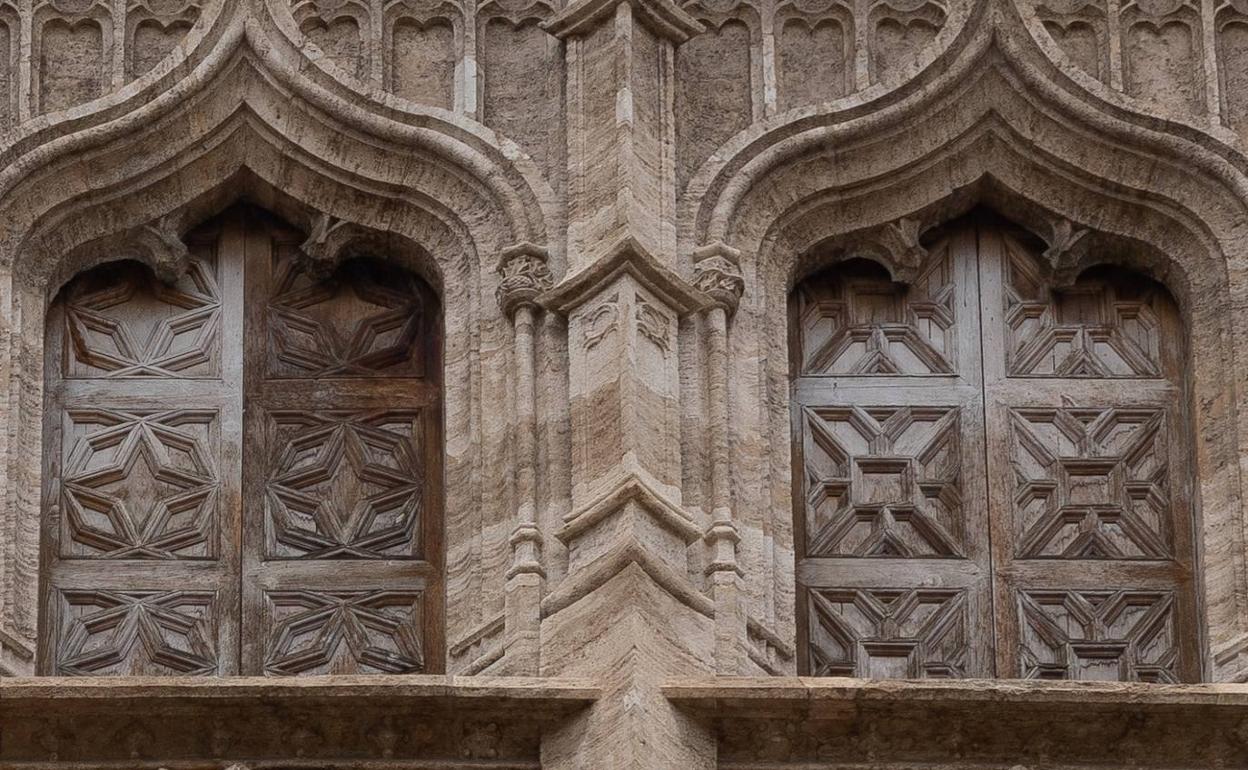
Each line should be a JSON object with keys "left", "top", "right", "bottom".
{"left": 663, "top": 675, "right": 1248, "bottom": 715}
{"left": 1, "top": 676, "right": 598, "bottom": 766}
{"left": 666, "top": 677, "right": 1248, "bottom": 767}
{"left": 1, "top": 674, "right": 599, "bottom": 706}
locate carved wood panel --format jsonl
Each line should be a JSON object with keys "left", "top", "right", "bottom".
{"left": 242, "top": 218, "right": 443, "bottom": 676}
{"left": 42, "top": 224, "right": 241, "bottom": 676}
{"left": 792, "top": 218, "right": 1197, "bottom": 681}
{"left": 978, "top": 224, "right": 1197, "bottom": 681}
{"left": 792, "top": 231, "right": 993, "bottom": 679}
{"left": 42, "top": 205, "right": 444, "bottom": 676}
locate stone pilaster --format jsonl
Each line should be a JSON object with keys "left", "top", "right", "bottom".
{"left": 538, "top": 238, "right": 717, "bottom": 768}
{"left": 544, "top": 0, "right": 703, "bottom": 268}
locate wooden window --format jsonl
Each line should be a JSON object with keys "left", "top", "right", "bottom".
{"left": 39, "top": 206, "right": 443, "bottom": 675}
{"left": 792, "top": 216, "right": 1198, "bottom": 681}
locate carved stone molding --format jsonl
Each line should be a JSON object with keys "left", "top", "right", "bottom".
{"left": 127, "top": 215, "right": 191, "bottom": 284}
{"left": 496, "top": 242, "right": 554, "bottom": 317}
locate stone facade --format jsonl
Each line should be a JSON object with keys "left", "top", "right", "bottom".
{"left": 3, "top": 0, "right": 1248, "bottom": 765}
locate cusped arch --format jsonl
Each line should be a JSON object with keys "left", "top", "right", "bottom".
{"left": 0, "top": 95, "right": 541, "bottom": 670}
{"left": 0, "top": 0, "right": 558, "bottom": 266}
{"left": 686, "top": 10, "right": 1248, "bottom": 681}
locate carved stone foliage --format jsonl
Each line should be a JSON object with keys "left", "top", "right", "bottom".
{"left": 795, "top": 254, "right": 956, "bottom": 375}
{"left": 806, "top": 587, "right": 969, "bottom": 678}
{"left": 494, "top": 243, "right": 553, "bottom": 316}
{"left": 1010, "top": 406, "right": 1172, "bottom": 559}
{"left": 1018, "top": 589, "right": 1180, "bottom": 681}
{"left": 801, "top": 406, "right": 964, "bottom": 558}
{"left": 51, "top": 589, "right": 219, "bottom": 675}
{"left": 268, "top": 252, "right": 428, "bottom": 377}
{"left": 60, "top": 408, "right": 219, "bottom": 559}
{"left": 63, "top": 255, "right": 221, "bottom": 378}
{"left": 264, "top": 410, "right": 426, "bottom": 559}
{"left": 263, "top": 589, "right": 425, "bottom": 675}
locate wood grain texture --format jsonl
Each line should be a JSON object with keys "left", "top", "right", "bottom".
{"left": 791, "top": 216, "right": 1197, "bottom": 681}
{"left": 41, "top": 206, "right": 445, "bottom": 676}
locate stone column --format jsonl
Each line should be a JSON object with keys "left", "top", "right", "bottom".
{"left": 693, "top": 243, "right": 747, "bottom": 674}
{"left": 496, "top": 243, "right": 555, "bottom": 676}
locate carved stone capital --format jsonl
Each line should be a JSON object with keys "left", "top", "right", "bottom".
{"left": 496, "top": 243, "right": 554, "bottom": 318}
{"left": 692, "top": 242, "right": 745, "bottom": 315}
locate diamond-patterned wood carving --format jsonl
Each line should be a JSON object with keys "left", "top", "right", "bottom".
{"left": 806, "top": 587, "right": 969, "bottom": 678}
{"left": 265, "top": 410, "right": 425, "bottom": 559}
{"left": 801, "top": 405, "right": 964, "bottom": 557}
{"left": 1017, "top": 589, "right": 1179, "bottom": 682}
{"left": 60, "top": 408, "right": 219, "bottom": 559}
{"left": 795, "top": 251, "right": 956, "bottom": 375}
{"left": 268, "top": 255, "right": 428, "bottom": 377}
{"left": 263, "top": 589, "right": 425, "bottom": 675}
{"left": 63, "top": 257, "right": 221, "bottom": 378}
{"left": 52, "top": 589, "right": 219, "bottom": 675}
{"left": 1010, "top": 406, "right": 1171, "bottom": 559}
{"left": 1004, "top": 251, "right": 1164, "bottom": 378}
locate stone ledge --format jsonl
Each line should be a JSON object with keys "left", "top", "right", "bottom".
{"left": 1, "top": 676, "right": 598, "bottom": 767}
{"left": 665, "top": 678, "right": 1248, "bottom": 767}
{"left": 1, "top": 674, "right": 599, "bottom": 704}
{"left": 663, "top": 675, "right": 1248, "bottom": 713}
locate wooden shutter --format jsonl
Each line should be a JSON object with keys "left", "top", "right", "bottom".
{"left": 791, "top": 235, "right": 994, "bottom": 678}
{"left": 41, "top": 222, "right": 243, "bottom": 675}
{"left": 978, "top": 225, "right": 1198, "bottom": 681}
{"left": 239, "top": 209, "right": 444, "bottom": 675}
{"left": 41, "top": 206, "right": 444, "bottom": 677}
{"left": 792, "top": 216, "right": 1199, "bottom": 680}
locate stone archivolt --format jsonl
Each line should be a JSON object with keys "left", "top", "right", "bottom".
{"left": 2, "top": 0, "right": 1248, "bottom": 766}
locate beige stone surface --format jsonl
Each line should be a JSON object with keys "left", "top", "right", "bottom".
{"left": 1, "top": 0, "right": 1248, "bottom": 763}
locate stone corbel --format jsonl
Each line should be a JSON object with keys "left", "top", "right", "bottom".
{"left": 130, "top": 216, "right": 191, "bottom": 284}
{"left": 1042, "top": 217, "right": 1092, "bottom": 289}
{"left": 298, "top": 212, "right": 352, "bottom": 280}
{"left": 809, "top": 216, "right": 930, "bottom": 286}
